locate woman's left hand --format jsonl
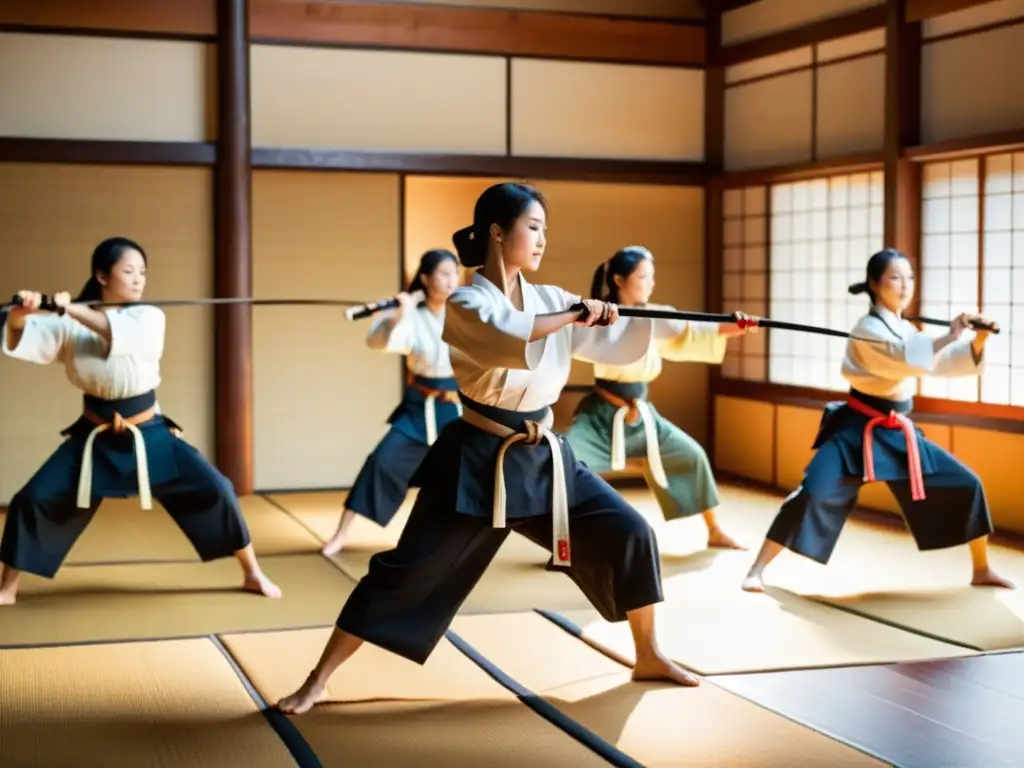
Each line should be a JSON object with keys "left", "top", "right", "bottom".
{"left": 52, "top": 291, "right": 72, "bottom": 315}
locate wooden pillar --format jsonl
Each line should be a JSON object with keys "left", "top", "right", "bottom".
{"left": 704, "top": 7, "right": 726, "bottom": 464}
{"left": 214, "top": 0, "right": 253, "bottom": 493}
{"left": 883, "top": 0, "right": 922, "bottom": 269}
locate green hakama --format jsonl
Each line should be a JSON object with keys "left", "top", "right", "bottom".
{"left": 566, "top": 382, "right": 719, "bottom": 521}
{"left": 565, "top": 306, "right": 731, "bottom": 522}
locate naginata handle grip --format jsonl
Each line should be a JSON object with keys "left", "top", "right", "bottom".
{"left": 10, "top": 293, "right": 60, "bottom": 313}
{"left": 345, "top": 298, "right": 400, "bottom": 321}
{"left": 570, "top": 301, "right": 613, "bottom": 327}
{"left": 345, "top": 290, "right": 425, "bottom": 321}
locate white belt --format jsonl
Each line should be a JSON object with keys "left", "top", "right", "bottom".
{"left": 77, "top": 413, "right": 153, "bottom": 510}
{"left": 610, "top": 399, "right": 668, "bottom": 489}
{"left": 424, "top": 394, "right": 463, "bottom": 446}
{"left": 460, "top": 406, "right": 571, "bottom": 567}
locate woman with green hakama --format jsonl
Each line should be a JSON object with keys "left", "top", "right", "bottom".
{"left": 565, "top": 246, "right": 755, "bottom": 550}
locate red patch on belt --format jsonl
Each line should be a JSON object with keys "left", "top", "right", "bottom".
{"left": 557, "top": 539, "right": 570, "bottom": 561}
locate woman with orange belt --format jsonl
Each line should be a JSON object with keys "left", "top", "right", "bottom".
{"left": 321, "top": 250, "right": 462, "bottom": 556}
{"left": 741, "top": 248, "right": 1013, "bottom": 592}
{"left": 565, "top": 246, "right": 753, "bottom": 550}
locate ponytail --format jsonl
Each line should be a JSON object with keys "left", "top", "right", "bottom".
{"left": 74, "top": 276, "right": 102, "bottom": 303}
{"left": 590, "top": 261, "right": 611, "bottom": 301}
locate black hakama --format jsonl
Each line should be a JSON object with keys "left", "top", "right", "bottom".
{"left": 0, "top": 391, "right": 251, "bottom": 578}
{"left": 345, "top": 375, "right": 461, "bottom": 526}
{"left": 336, "top": 394, "right": 664, "bottom": 665}
{"left": 765, "top": 389, "right": 993, "bottom": 564}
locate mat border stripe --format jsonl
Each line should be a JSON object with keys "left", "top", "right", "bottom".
{"left": 444, "top": 629, "right": 644, "bottom": 768}
{"left": 209, "top": 634, "right": 324, "bottom": 768}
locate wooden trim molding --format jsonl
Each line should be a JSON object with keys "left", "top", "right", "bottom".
{"left": 0, "top": 138, "right": 216, "bottom": 165}
{"left": 249, "top": 0, "right": 704, "bottom": 67}
{"left": 904, "top": 130, "right": 1024, "bottom": 162}
{"left": 719, "top": 153, "right": 886, "bottom": 187}
{"left": 721, "top": 5, "right": 887, "bottom": 66}
{"left": 0, "top": 0, "right": 703, "bottom": 66}
{"left": 0, "top": 138, "right": 706, "bottom": 185}
{"left": 0, "top": 0, "right": 215, "bottom": 39}
{"left": 907, "top": 0, "right": 1000, "bottom": 23}
{"left": 251, "top": 148, "right": 708, "bottom": 186}
{"left": 713, "top": 377, "right": 1024, "bottom": 434}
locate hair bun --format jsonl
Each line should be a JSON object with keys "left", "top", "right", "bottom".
{"left": 452, "top": 225, "right": 486, "bottom": 268}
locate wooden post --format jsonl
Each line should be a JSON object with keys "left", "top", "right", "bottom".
{"left": 214, "top": 0, "right": 254, "bottom": 493}
{"left": 884, "top": 0, "right": 922, "bottom": 265}
{"left": 704, "top": 6, "right": 725, "bottom": 466}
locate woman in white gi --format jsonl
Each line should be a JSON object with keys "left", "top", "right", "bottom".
{"left": 278, "top": 182, "right": 723, "bottom": 714}
{"left": 567, "top": 246, "right": 752, "bottom": 550}
{"left": 322, "top": 249, "right": 462, "bottom": 556}
{"left": 742, "top": 248, "right": 1013, "bottom": 592}
{"left": 0, "top": 237, "right": 281, "bottom": 605}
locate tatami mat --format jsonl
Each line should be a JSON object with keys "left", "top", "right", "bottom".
{"left": 0, "top": 495, "right": 323, "bottom": 566}
{"left": 540, "top": 584, "right": 974, "bottom": 676}
{"left": 725, "top": 488, "right": 1024, "bottom": 652}
{"left": 450, "top": 611, "right": 885, "bottom": 766}
{"left": 219, "top": 626, "right": 617, "bottom": 767}
{"left": 267, "top": 490, "right": 604, "bottom": 615}
{"left": 0, "top": 637, "right": 295, "bottom": 767}
{"left": 0, "top": 554, "right": 353, "bottom": 647}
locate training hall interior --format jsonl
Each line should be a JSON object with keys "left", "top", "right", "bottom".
{"left": 2, "top": 0, "right": 1024, "bottom": 765}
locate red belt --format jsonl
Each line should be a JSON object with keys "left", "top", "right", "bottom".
{"left": 846, "top": 397, "right": 925, "bottom": 501}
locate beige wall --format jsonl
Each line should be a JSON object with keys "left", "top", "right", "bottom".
{"left": 250, "top": 44, "right": 705, "bottom": 161}
{"left": 404, "top": 177, "right": 709, "bottom": 442}
{"left": 920, "top": 15, "right": 1024, "bottom": 143}
{"left": 722, "top": 0, "right": 883, "bottom": 46}
{"left": 723, "top": 32, "right": 885, "bottom": 171}
{"left": 0, "top": 164, "right": 214, "bottom": 506}
{"left": 251, "top": 171, "right": 403, "bottom": 491}
{"left": 0, "top": 33, "right": 216, "bottom": 142}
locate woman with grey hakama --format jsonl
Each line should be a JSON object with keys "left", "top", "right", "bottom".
{"left": 0, "top": 238, "right": 281, "bottom": 606}
{"left": 566, "top": 247, "right": 754, "bottom": 550}
{"left": 277, "top": 183, "right": 701, "bottom": 715}
{"left": 322, "top": 250, "right": 463, "bottom": 556}
{"left": 742, "top": 249, "right": 1012, "bottom": 592}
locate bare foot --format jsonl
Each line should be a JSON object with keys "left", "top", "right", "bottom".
{"left": 972, "top": 568, "right": 1015, "bottom": 589}
{"left": 740, "top": 573, "right": 765, "bottom": 592}
{"left": 276, "top": 675, "right": 327, "bottom": 714}
{"left": 0, "top": 591, "right": 16, "bottom": 606}
{"left": 707, "top": 527, "right": 747, "bottom": 550}
{"left": 321, "top": 534, "right": 346, "bottom": 557}
{"left": 633, "top": 652, "right": 700, "bottom": 687}
{"left": 243, "top": 571, "right": 283, "bottom": 598}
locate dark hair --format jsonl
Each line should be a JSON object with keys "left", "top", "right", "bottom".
{"left": 408, "top": 249, "right": 459, "bottom": 295}
{"left": 848, "top": 247, "right": 909, "bottom": 303}
{"left": 74, "top": 236, "right": 148, "bottom": 302}
{"left": 451, "top": 182, "right": 547, "bottom": 268}
{"left": 590, "top": 246, "right": 653, "bottom": 302}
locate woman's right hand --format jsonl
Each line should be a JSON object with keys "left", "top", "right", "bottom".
{"left": 574, "top": 299, "right": 617, "bottom": 327}
{"left": 394, "top": 291, "right": 420, "bottom": 317}
{"left": 10, "top": 290, "right": 43, "bottom": 315}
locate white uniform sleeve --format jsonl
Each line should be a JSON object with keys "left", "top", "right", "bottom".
{"left": 443, "top": 285, "right": 544, "bottom": 370}
{"left": 2, "top": 314, "right": 71, "bottom": 365}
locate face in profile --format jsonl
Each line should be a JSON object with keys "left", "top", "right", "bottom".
{"left": 872, "top": 256, "right": 914, "bottom": 313}
{"left": 100, "top": 248, "right": 147, "bottom": 302}
{"left": 615, "top": 257, "right": 656, "bottom": 305}
{"left": 496, "top": 200, "right": 547, "bottom": 272}
{"left": 424, "top": 258, "right": 460, "bottom": 301}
